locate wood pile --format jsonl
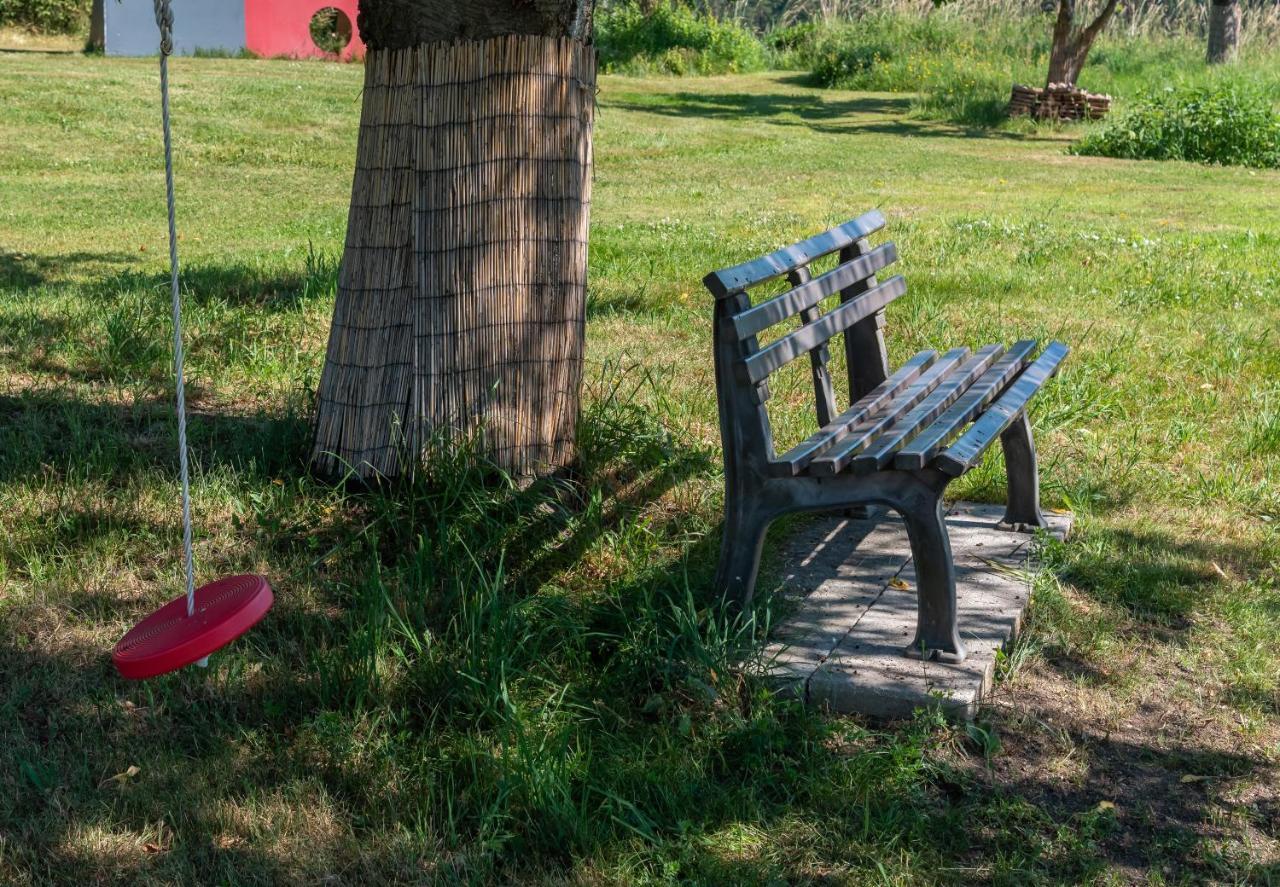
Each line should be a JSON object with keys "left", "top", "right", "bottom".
{"left": 1008, "top": 83, "right": 1112, "bottom": 121}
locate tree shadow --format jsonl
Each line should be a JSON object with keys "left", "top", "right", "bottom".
{"left": 972, "top": 724, "right": 1275, "bottom": 878}
{"left": 603, "top": 89, "right": 1061, "bottom": 143}
{"left": 0, "top": 247, "right": 336, "bottom": 313}
{"left": 0, "top": 406, "right": 733, "bottom": 881}
{"left": 0, "top": 250, "right": 138, "bottom": 290}
{"left": 87, "top": 258, "right": 338, "bottom": 313}
{"left": 3, "top": 487, "right": 1276, "bottom": 882}
{"left": 743, "top": 502, "right": 1278, "bottom": 877}
{"left": 0, "top": 389, "right": 312, "bottom": 485}
{"left": 0, "top": 249, "right": 338, "bottom": 399}
{"left": 1054, "top": 524, "right": 1272, "bottom": 642}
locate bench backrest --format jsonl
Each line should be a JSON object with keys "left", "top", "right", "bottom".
{"left": 703, "top": 210, "right": 903, "bottom": 467}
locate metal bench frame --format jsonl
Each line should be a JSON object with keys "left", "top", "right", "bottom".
{"left": 704, "top": 210, "right": 1068, "bottom": 663}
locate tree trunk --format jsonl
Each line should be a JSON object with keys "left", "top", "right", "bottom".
{"left": 1207, "top": 0, "right": 1241, "bottom": 64}
{"left": 311, "top": 1, "right": 596, "bottom": 481}
{"left": 89, "top": 0, "right": 104, "bottom": 52}
{"left": 1045, "top": 0, "right": 1120, "bottom": 87}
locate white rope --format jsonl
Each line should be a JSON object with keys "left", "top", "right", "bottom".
{"left": 153, "top": 0, "right": 204, "bottom": 665}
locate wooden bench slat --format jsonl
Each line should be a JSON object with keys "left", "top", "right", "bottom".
{"left": 703, "top": 210, "right": 886, "bottom": 299}
{"left": 934, "top": 341, "right": 1070, "bottom": 477}
{"left": 731, "top": 243, "right": 897, "bottom": 340}
{"left": 893, "top": 340, "right": 1038, "bottom": 470}
{"left": 850, "top": 344, "right": 1005, "bottom": 475}
{"left": 742, "top": 276, "right": 907, "bottom": 385}
{"left": 808, "top": 347, "right": 971, "bottom": 476}
{"left": 769, "top": 349, "right": 938, "bottom": 477}
{"left": 789, "top": 267, "right": 840, "bottom": 427}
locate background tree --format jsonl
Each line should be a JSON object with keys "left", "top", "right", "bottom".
{"left": 1044, "top": 0, "right": 1121, "bottom": 86}
{"left": 1207, "top": 0, "right": 1241, "bottom": 63}
{"left": 311, "top": 1, "right": 596, "bottom": 481}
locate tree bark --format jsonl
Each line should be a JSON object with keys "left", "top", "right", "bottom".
{"left": 312, "top": 1, "right": 596, "bottom": 481}
{"left": 1045, "top": 0, "right": 1120, "bottom": 87}
{"left": 1207, "top": 0, "right": 1241, "bottom": 64}
{"left": 89, "top": 0, "right": 105, "bottom": 52}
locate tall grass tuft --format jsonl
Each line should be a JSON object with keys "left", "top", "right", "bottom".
{"left": 299, "top": 364, "right": 819, "bottom": 866}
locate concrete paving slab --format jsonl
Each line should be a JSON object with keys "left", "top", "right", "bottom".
{"left": 764, "top": 502, "right": 1072, "bottom": 720}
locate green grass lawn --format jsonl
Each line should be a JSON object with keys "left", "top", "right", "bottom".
{"left": 1, "top": 52, "right": 1278, "bottom": 885}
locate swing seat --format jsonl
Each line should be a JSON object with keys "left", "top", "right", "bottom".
{"left": 113, "top": 575, "right": 273, "bottom": 679}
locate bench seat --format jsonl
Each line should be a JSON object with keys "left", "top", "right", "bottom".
{"left": 704, "top": 210, "right": 1068, "bottom": 664}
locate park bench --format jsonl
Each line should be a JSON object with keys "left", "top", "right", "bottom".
{"left": 703, "top": 209, "right": 1068, "bottom": 664}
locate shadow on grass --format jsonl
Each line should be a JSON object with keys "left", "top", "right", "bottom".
{"left": 2, "top": 547, "right": 1274, "bottom": 883}
{"left": 0, "top": 250, "right": 139, "bottom": 290}
{"left": 0, "top": 381, "right": 1271, "bottom": 880}
{"left": 0, "top": 412, "right": 739, "bottom": 881}
{"left": 974, "top": 726, "right": 1274, "bottom": 877}
{"left": 1052, "top": 524, "right": 1272, "bottom": 641}
{"left": 0, "top": 248, "right": 337, "bottom": 312}
{"left": 1, "top": 432, "right": 1275, "bottom": 883}
{"left": 604, "top": 89, "right": 1056, "bottom": 142}
{"left": 0, "top": 251, "right": 336, "bottom": 394}
{"left": 0, "top": 389, "right": 312, "bottom": 485}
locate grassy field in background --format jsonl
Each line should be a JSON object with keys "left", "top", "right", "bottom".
{"left": 1, "top": 52, "right": 1278, "bottom": 884}
{"left": 0, "top": 26, "right": 81, "bottom": 52}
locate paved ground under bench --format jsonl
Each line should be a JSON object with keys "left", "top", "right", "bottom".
{"left": 763, "top": 502, "right": 1073, "bottom": 721}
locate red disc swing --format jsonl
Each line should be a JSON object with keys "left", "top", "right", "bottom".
{"left": 113, "top": 0, "right": 273, "bottom": 680}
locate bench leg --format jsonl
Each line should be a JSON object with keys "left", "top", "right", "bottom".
{"left": 714, "top": 500, "right": 773, "bottom": 608}
{"left": 901, "top": 496, "right": 966, "bottom": 663}
{"left": 999, "top": 410, "right": 1048, "bottom": 532}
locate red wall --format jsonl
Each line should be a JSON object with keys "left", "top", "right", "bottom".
{"left": 245, "top": 0, "right": 365, "bottom": 61}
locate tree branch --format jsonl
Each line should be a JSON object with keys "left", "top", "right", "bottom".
{"left": 1080, "top": 0, "right": 1122, "bottom": 44}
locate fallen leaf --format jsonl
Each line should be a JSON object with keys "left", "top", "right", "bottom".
{"left": 100, "top": 765, "right": 141, "bottom": 789}
{"left": 143, "top": 842, "right": 165, "bottom": 854}
{"left": 978, "top": 556, "right": 1028, "bottom": 579}
{"left": 1180, "top": 774, "right": 1209, "bottom": 783}
{"left": 1095, "top": 800, "right": 1116, "bottom": 812}
{"left": 889, "top": 577, "right": 910, "bottom": 590}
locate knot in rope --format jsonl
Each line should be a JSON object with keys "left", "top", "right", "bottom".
{"left": 153, "top": 0, "right": 174, "bottom": 55}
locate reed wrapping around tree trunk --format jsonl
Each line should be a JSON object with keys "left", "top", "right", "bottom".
{"left": 311, "top": 34, "right": 596, "bottom": 480}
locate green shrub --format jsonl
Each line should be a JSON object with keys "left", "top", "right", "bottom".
{"left": 0, "top": 0, "right": 89, "bottom": 33}
{"left": 595, "top": 1, "right": 768, "bottom": 75}
{"left": 764, "top": 20, "right": 823, "bottom": 69}
{"left": 1072, "top": 84, "right": 1280, "bottom": 168}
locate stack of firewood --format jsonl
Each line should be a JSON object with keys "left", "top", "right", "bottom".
{"left": 1008, "top": 83, "right": 1112, "bottom": 121}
